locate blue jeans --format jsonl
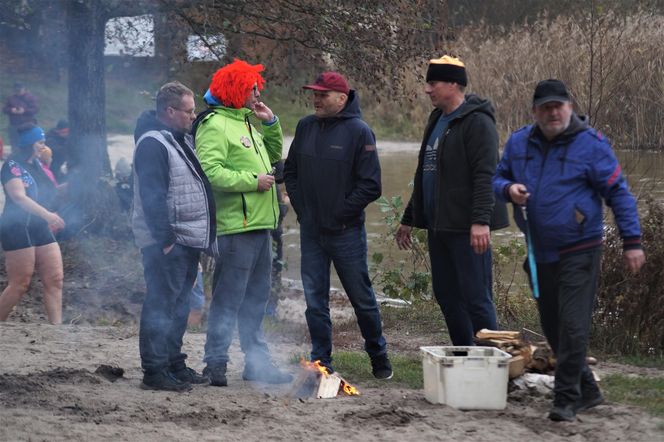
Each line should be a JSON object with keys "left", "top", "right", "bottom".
{"left": 428, "top": 231, "right": 498, "bottom": 346}
{"left": 204, "top": 230, "right": 272, "bottom": 368}
{"left": 139, "top": 244, "right": 199, "bottom": 373}
{"left": 300, "top": 225, "right": 387, "bottom": 366}
{"left": 189, "top": 270, "right": 205, "bottom": 311}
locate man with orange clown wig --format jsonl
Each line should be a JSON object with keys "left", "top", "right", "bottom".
{"left": 194, "top": 59, "right": 292, "bottom": 386}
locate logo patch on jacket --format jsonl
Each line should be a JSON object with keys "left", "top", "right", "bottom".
{"left": 329, "top": 144, "right": 343, "bottom": 150}
{"left": 365, "top": 144, "right": 376, "bottom": 151}
{"left": 240, "top": 136, "right": 251, "bottom": 148}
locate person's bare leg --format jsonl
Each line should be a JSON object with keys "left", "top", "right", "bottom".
{"left": 0, "top": 248, "right": 36, "bottom": 320}
{"left": 35, "top": 243, "right": 63, "bottom": 324}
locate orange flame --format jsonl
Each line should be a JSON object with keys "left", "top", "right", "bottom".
{"left": 299, "top": 358, "right": 360, "bottom": 396}
{"left": 341, "top": 380, "right": 360, "bottom": 396}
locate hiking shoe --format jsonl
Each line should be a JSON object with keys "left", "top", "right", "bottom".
{"left": 203, "top": 365, "right": 228, "bottom": 387}
{"left": 575, "top": 389, "right": 604, "bottom": 412}
{"left": 141, "top": 370, "right": 192, "bottom": 392}
{"left": 172, "top": 366, "right": 209, "bottom": 385}
{"left": 243, "top": 364, "right": 293, "bottom": 384}
{"left": 548, "top": 403, "right": 576, "bottom": 422}
{"left": 371, "top": 354, "right": 393, "bottom": 380}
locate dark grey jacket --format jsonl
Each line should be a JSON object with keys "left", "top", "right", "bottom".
{"left": 402, "top": 94, "right": 508, "bottom": 232}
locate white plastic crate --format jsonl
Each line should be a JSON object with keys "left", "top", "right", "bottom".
{"left": 420, "top": 346, "right": 511, "bottom": 410}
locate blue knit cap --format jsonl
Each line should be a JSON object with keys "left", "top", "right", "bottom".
{"left": 18, "top": 126, "right": 45, "bottom": 149}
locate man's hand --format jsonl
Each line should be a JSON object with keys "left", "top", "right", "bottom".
{"left": 257, "top": 174, "right": 275, "bottom": 191}
{"left": 396, "top": 224, "right": 413, "bottom": 250}
{"left": 508, "top": 183, "right": 529, "bottom": 205}
{"left": 623, "top": 249, "right": 646, "bottom": 274}
{"left": 253, "top": 102, "right": 275, "bottom": 122}
{"left": 163, "top": 244, "right": 175, "bottom": 255}
{"left": 470, "top": 223, "right": 490, "bottom": 254}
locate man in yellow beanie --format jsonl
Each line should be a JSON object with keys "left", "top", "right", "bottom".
{"left": 396, "top": 55, "right": 508, "bottom": 346}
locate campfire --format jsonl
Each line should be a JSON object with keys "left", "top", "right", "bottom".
{"left": 290, "top": 359, "right": 360, "bottom": 399}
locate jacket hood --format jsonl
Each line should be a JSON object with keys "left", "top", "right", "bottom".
{"left": 455, "top": 94, "right": 496, "bottom": 122}
{"left": 134, "top": 110, "right": 172, "bottom": 142}
{"left": 317, "top": 90, "right": 362, "bottom": 121}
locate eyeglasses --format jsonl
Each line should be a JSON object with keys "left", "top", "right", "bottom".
{"left": 252, "top": 84, "right": 259, "bottom": 95}
{"left": 171, "top": 106, "right": 196, "bottom": 115}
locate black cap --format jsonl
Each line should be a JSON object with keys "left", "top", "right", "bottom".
{"left": 533, "top": 79, "right": 570, "bottom": 106}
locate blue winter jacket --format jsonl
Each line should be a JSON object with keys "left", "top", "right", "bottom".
{"left": 493, "top": 114, "right": 641, "bottom": 263}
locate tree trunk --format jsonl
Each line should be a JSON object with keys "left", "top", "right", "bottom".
{"left": 64, "top": 1, "right": 125, "bottom": 237}
{"left": 66, "top": 0, "right": 110, "bottom": 178}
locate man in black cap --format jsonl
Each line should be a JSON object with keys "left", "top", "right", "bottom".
{"left": 45, "top": 120, "right": 70, "bottom": 181}
{"left": 396, "top": 55, "right": 508, "bottom": 347}
{"left": 494, "top": 79, "right": 646, "bottom": 421}
{"left": 284, "top": 71, "right": 392, "bottom": 379}
{"left": 3, "top": 82, "right": 39, "bottom": 149}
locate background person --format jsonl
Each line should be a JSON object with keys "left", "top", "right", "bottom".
{"left": 284, "top": 72, "right": 392, "bottom": 379}
{"left": 493, "top": 79, "right": 646, "bottom": 421}
{"left": 0, "top": 126, "right": 64, "bottom": 324}
{"left": 45, "top": 119, "right": 69, "bottom": 182}
{"left": 3, "top": 82, "right": 39, "bottom": 149}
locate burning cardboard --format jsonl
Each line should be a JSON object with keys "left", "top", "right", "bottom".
{"left": 290, "top": 359, "right": 360, "bottom": 399}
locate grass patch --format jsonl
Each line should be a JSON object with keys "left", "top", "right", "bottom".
{"left": 380, "top": 300, "right": 446, "bottom": 337}
{"left": 603, "top": 355, "right": 664, "bottom": 369}
{"left": 603, "top": 374, "right": 664, "bottom": 417}
{"left": 291, "top": 351, "right": 423, "bottom": 390}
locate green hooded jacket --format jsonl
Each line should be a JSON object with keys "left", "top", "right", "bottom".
{"left": 195, "top": 106, "right": 283, "bottom": 235}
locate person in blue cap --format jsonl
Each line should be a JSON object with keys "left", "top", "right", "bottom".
{"left": 0, "top": 125, "right": 65, "bottom": 324}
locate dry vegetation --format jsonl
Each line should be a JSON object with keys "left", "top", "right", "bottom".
{"left": 376, "top": 9, "right": 664, "bottom": 150}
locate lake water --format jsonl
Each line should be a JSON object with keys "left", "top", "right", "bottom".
{"left": 5, "top": 135, "right": 660, "bottom": 290}
{"left": 278, "top": 141, "right": 664, "bottom": 287}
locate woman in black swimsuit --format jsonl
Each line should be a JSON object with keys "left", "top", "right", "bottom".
{"left": 0, "top": 126, "right": 65, "bottom": 323}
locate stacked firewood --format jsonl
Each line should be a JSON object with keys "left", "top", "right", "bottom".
{"left": 475, "top": 329, "right": 554, "bottom": 378}
{"left": 474, "top": 329, "right": 598, "bottom": 379}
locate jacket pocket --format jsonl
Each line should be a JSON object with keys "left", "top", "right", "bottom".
{"left": 240, "top": 193, "right": 248, "bottom": 227}
{"left": 573, "top": 204, "right": 587, "bottom": 235}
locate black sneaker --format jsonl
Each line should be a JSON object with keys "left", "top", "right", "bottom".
{"left": 243, "top": 364, "right": 293, "bottom": 384}
{"left": 548, "top": 403, "right": 576, "bottom": 422}
{"left": 371, "top": 354, "right": 393, "bottom": 380}
{"left": 172, "top": 366, "right": 209, "bottom": 385}
{"left": 575, "top": 388, "right": 604, "bottom": 412}
{"left": 141, "top": 370, "right": 192, "bottom": 392}
{"left": 203, "top": 365, "right": 228, "bottom": 387}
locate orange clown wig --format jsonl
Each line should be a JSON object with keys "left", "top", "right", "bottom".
{"left": 209, "top": 59, "right": 266, "bottom": 109}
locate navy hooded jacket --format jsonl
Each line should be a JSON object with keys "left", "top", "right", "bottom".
{"left": 284, "top": 90, "right": 381, "bottom": 233}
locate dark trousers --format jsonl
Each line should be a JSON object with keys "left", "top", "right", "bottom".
{"left": 533, "top": 248, "right": 601, "bottom": 405}
{"left": 139, "top": 244, "right": 199, "bottom": 373}
{"left": 428, "top": 231, "right": 498, "bottom": 346}
{"left": 300, "top": 224, "right": 387, "bottom": 366}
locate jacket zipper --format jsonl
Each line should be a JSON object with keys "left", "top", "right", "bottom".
{"left": 245, "top": 114, "right": 278, "bottom": 228}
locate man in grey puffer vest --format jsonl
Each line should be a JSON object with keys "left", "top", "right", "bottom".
{"left": 132, "top": 81, "right": 216, "bottom": 392}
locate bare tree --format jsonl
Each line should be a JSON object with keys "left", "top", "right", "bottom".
{"left": 4, "top": 0, "right": 448, "bottom": 234}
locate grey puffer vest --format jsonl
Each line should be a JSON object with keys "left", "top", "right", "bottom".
{"left": 132, "top": 130, "right": 211, "bottom": 249}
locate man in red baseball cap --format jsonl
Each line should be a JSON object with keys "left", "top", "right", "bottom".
{"left": 284, "top": 72, "right": 393, "bottom": 379}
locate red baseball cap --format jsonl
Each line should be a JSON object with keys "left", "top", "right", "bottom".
{"left": 302, "top": 72, "right": 350, "bottom": 94}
